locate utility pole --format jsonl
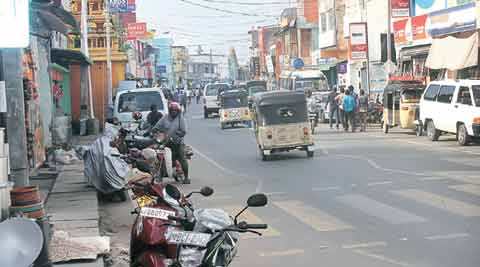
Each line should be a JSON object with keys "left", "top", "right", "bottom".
{"left": 105, "top": 0, "right": 113, "bottom": 106}
{"left": 385, "top": 0, "right": 394, "bottom": 75}
{"left": 81, "top": 0, "right": 94, "bottom": 120}
{"left": 1, "top": 49, "right": 29, "bottom": 187}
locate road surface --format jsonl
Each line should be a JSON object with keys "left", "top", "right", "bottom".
{"left": 101, "top": 103, "right": 480, "bottom": 267}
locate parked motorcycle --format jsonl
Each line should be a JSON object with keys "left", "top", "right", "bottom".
{"left": 127, "top": 179, "right": 214, "bottom": 267}
{"left": 168, "top": 193, "right": 269, "bottom": 267}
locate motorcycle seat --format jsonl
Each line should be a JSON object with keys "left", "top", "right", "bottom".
{"left": 134, "top": 138, "right": 155, "bottom": 150}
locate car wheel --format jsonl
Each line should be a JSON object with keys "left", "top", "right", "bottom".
{"left": 427, "top": 120, "right": 440, "bottom": 141}
{"left": 307, "top": 150, "right": 314, "bottom": 158}
{"left": 204, "top": 109, "right": 208, "bottom": 119}
{"left": 457, "top": 123, "right": 471, "bottom": 146}
{"left": 259, "top": 149, "right": 267, "bottom": 161}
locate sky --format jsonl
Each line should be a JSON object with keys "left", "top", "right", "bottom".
{"left": 136, "top": 0, "right": 294, "bottom": 65}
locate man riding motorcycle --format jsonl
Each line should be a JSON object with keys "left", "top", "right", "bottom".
{"left": 152, "top": 102, "right": 190, "bottom": 184}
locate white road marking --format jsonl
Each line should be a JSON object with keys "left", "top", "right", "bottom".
{"left": 367, "top": 181, "right": 394, "bottom": 187}
{"left": 259, "top": 249, "right": 305, "bottom": 257}
{"left": 335, "top": 154, "right": 425, "bottom": 177}
{"left": 419, "top": 176, "right": 449, "bottom": 181}
{"left": 220, "top": 205, "right": 281, "bottom": 239}
{"left": 336, "top": 194, "right": 426, "bottom": 224}
{"left": 353, "top": 249, "right": 410, "bottom": 266}
{"left": 393, "top": 189, "right": 480, "bottom": 217}
{"left": 342, "top": 241, "right": 387, "bottom": 249}
{"left": 449, "top": 184, "right": 480, "bottom": 197}
{"left": 264, "top": 191, "right": 287, "bottom": 196}
{"left": 274, "top": 200, "right": 353, "bottom": 232}
{"left": 312, "top": 186, "right": 341, "bottom": 191}
{"left": 425, "top": 233, "right": 470, "bottom": 240}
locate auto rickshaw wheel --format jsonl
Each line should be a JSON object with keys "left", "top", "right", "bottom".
{"left": 259, "top": 149, "right": 268, "bottom": 161}
{"left": 415, "top": 125, "right": 423, "bottom": 137}
{"left": 427, "top": 120, "right": 440, "bottom": 141}
{"left": 307, "top": 150, "right": 314, "bottom": 158}
{"left": 457, "top": 124, "right": 471, "bottom": 146}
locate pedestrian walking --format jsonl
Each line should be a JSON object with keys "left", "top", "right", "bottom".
{"left": 342, "top": 89, "right": 356, "bottom": 132}
{"left": 335, "top": 87, "right": 346, "bottom": 130}
{"left": 195, "top": 88, "right": 201, "bottom": 104}
{"left": 328, "top": 86, "right": 340, "bottom": 129}
{"left": 358, "top": 89, "right": 369, "bottom": 132}
{"left": 348, "top": 85, "right": 358, "bottom": 131}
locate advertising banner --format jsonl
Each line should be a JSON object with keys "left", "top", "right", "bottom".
{"left": 126, "top": 22, "right": 146, "bottom": 40}
{"left": 393, "top": 14, "right": 429, "bottom": 46}
{"left": 109, "top": 0, "right": 135, "bottom": 13}
{"left": 391, "top": 0, "right": 410, "bottom": 18}
{"left": 349, "top": 23, "right": 368, "bottom": 61}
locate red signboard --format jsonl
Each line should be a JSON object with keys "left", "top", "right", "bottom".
{"left": 411, "top": 14, "right": 427, "bottom": 41}
{"left": 127, "top": 22, "right": 146, "bottom": 40}
{"left": 349, "top": 23, "right": 368, "bottom": 61}
{"left": 120, "top": 12, "right": 136, "bottom": 27}
{"left": 393, "top": 18, "right": 408, "bottom": 45}
{"left": 391, "top": 0, "right": 410, "bottom": 18}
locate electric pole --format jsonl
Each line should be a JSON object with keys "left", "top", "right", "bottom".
{"left": 105, "top": 0, "right": 113, "bottom": 105}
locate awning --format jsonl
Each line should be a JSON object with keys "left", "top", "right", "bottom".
{"left": 51, "top": 48, "right": 93, "bottom": 67}
{"left": 399, "top": 44, "right": 431, "bottom": 61}
{"left": 30, "top": 1, "right": 79, "bottom": 35}
{"left": 426, "top": 32, "right": 478, "bottom": 71}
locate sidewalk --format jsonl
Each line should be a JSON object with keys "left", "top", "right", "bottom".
{"left": 44, "top": 135, "right": 106, "bottom": 267}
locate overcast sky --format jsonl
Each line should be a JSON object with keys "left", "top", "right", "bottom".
{"left": 137, "top": 0, "right": 293, "bottom": 64}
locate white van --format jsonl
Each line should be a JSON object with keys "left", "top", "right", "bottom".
{"left": 113, "top": 88, "right": 168, "bottom": 125}
{"left": 278, "top": 69, "right": 329, "bottom": 92}
{"left": 419, "top": 80, "right": 480, "bottom": 145}
{"left": 203, "top": 83, "right": 230, "bottom": 118}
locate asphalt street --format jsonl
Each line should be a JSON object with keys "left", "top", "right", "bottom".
{"left": 101, "top": 102, "right": 480, "bottom": 267}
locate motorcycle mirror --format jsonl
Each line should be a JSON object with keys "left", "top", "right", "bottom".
{"left": 247, "top": 193, "right": 268, "bottom": 207}
{"left": 165, "top": 184, "right": 181, "bottom": 201}
{"left": 200, "top": 186, "right": 214, "bottom": 197}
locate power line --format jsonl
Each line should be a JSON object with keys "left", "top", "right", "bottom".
{"left": 199, "top": 0, "right": 291, "bottom": 5}
{"left": 177, "top": 0, "right": 277, "bottom": 17}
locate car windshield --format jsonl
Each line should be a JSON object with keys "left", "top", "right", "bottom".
{"left": 206, "top": 84, "right": 230, "bottom": 96}
{"left": 472, "top": 86, "right": 480, "bottom": 107}
{"left": 117, "top": 91, "right": 163, "bottom": 113}
{"left": 248, "top": 86, "right": 267, "bottom": 96}
{"left": 295, "top": 78, "right": 328, "bottom": 92}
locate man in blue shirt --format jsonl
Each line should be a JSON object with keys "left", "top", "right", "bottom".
{"left": 342, "top": 89, "right": 356, "bottom": 132}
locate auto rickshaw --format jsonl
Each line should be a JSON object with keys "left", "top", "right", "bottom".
{"left": 219, "top": 89, "right": 251, "bottom": 129}
{"left": 251, "top": 91, "right": 314, "bottom": 160}
{"left": 246, "top": 80, "right": 267, "bottom": 108}
{"left": 382, "top": 80, "right": 425, "bottom": 134}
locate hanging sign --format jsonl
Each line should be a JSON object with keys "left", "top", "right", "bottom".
{"left": 391, "top": 0, "right": 410, "bottom": 18}
{"left": 0, "top": 0, "right": 29, "bottom": 48}
{"left": 349, "top": 23, "right": 368, "bottom": 61}
{"left": 109, "top": 0, "right": 136, "bottom": 13}
{"left": 126, "top": 22, "right": 147, "bottom": 40}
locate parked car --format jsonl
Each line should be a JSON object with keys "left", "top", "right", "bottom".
{"left": 203, "top": 83, "right": 231, "bottom": 118}
{"left": 113, "top": 88, "right": 168, "bottom": 125}
{"left": 418, "top": 80, "right": 480, "bottom": 145}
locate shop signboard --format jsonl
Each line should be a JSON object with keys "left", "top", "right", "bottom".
{"left": 0, "top": 0, "right": 29, "bottom": 48}
{"left": 392, "top": 0, "right": 410, "bottom": 17}
{"left": 393, "top": 14, "right": 429, "bottom": 46}
{"left": 126, "top": 22, "right": 147, "bottom": 40}
{"left": 349, "top": 23, "right": 368, "bottom": 61}
{"left": 428, "top": 2, "right": 477, "bottom": 37}
{"left": 109, "top": 0, "right": 136, "bottom": 13}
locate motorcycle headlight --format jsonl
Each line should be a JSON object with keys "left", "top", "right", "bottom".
{"left": 179, "top": 247, "right": 206, "bottom": 267}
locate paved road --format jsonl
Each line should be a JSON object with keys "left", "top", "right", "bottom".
{"left": 101, "top": 103, "right": 480, "bottom": 267}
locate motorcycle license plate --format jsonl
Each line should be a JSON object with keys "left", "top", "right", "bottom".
{"left": 140, "top": 207, "right": 176, "bottom": 220}
{"left": 136, "top": 195, "right": 156, "bottom": 208}
{"left": 167, "top": 230, "right": 211, "bottom": 247}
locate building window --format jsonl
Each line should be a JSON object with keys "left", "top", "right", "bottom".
{"left": 92, "top": 2, "right": 99, "bottom": 11}
{"left": 98, "top": 37, "right": 105, "bottom": 47}
{"left": 320, "top": 13, "right": 327, "bottom": 33}
{"left": 328, "top": 9, "right": 335, "bottom": 31}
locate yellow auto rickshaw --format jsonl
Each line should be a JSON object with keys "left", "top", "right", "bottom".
{"left": 251, "top": 91, "right": 314, "bottom": 161}
{"left": 219, "top": 89, "right": 251, "bottom": 129}
{"left": 382, "top": 80, "right": 425, "bottom": 134}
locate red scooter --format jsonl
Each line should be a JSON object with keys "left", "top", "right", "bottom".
{"left": 127, "top": 179, "right": 213, "bottom": 267}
